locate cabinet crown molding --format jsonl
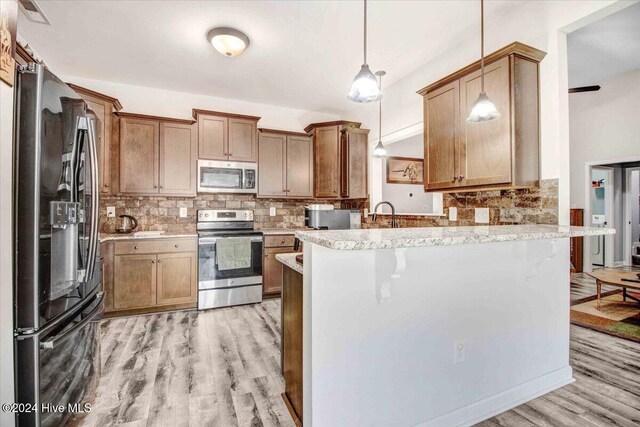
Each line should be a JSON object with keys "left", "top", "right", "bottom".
{"left": 304, "top": 120, "right": 361, "bottom": 134}
{"left": 66, "top": 83, "right": 123, "bottom": 111}
{"left": 192, "top": 108, "right": 261, "bottom": 122}
{"left": 116, "top": 111, "right": 195, "bottom": 125}
{"left": 417, "top": 41, "right": 547, "bottom": 96}
{"left": 258, "top": 128, "right": 309, "bottom": 137}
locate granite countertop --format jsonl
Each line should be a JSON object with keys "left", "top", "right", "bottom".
{"left": 295, "top": 224, "right": 615, "bottom": 251}
{"left": 275, "top": 252, "right": 303, "bottom": 275}
{"left": 100, "top": 232, "right": 198, "bottom": 242}
{"left": 259, "top": 228, "right": 309, "bottom": 236}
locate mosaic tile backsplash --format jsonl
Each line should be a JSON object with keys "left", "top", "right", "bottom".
{"left": 100, "top": 179, "right": 558, "bottom": 233}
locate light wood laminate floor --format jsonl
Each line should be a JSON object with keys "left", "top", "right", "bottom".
{"left": 84, "top": 274, "right": 640, "bottom": 426}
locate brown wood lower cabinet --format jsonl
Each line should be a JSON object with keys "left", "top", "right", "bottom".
{"left": 157, "top": 252, "right": 197, "bottom": 305}
{"left": 103, "top": 237, "right": 197, "bottom": 316}
{"left": 263, "top": 246, "right": 295, "bottom": 296}
{"left": 281, "top": 265, "right": 303, "bottom": 425}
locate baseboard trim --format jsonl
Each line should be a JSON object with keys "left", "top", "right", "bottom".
{"left": 416, "top": 366, "right": 574, "bottom": 427}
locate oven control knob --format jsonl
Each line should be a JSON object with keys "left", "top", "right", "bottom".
{"left": 205, "top": 213, "right": 209, "bottom": 218}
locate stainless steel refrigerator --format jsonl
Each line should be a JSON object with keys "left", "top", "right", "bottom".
{"left": 13, "top": 63, "right": 103, "bottom": 427}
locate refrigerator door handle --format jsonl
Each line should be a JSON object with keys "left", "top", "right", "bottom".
{"left": 40, "top": 294, "right": 103, "bottom": 350}
{"left": 84, "top": 116, "right": 100, "bottom": 280}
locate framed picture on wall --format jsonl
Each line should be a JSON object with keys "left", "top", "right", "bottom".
{"left": 0, "top": 0, "right": 18, "bottom": 87}
{"left": 386, "top": 156, "right": 424, "bottom": 184}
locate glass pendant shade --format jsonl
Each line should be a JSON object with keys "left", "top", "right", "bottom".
{"left": 467, "top": 92, "right": 501, "bottom": 122}
{"left": 372, "top": 141, "right": 387, "bottom": 158}
{"left": 347, "top": 64, "right": 382, "bottom": 103}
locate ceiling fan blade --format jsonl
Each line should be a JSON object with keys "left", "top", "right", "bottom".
{"left": 569, "top": 85, "right": 601, "bottom": 93}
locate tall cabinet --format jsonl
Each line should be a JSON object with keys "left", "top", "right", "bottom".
{"left": 258, "top": 129, "right": 313, "bottom": 198}
{"left": 304, "top": 121, "right": 364, "bottom": 198}
{"left": 418, "top": 42, "right": 546, "bottom": 192}
{"left": 67, "top": 84, "right": 122, "bottom": 194}
{"left": 117, "top": 112, "right": 197, "bottom": 196}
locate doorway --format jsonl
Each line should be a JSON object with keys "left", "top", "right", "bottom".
{"left": 625, "top": 167, "right": 640, "bottom": 266}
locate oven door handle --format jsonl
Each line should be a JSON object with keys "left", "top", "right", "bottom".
{"left": 199, "top": 236, "right": 263, "bottom": 244}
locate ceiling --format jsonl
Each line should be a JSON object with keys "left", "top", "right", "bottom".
{"left": 568, "top": 1, "right": 640, "bottom": 88}
{"left": 19, "top": 1, "right": 528, "bottom": 115}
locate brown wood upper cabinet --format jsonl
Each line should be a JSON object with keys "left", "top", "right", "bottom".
{"left": 67, "top": 84, "right": 123, "bottom": 194}
{"left": 418, "top": 42, "right": 546, "bottom": 192}
{"left": 194, "top": 109, "right": 260, "bottom": 162}
{"left": 258, "top": 129, "right": 313, "bottom": 198}
{"left": 304, "top": 121, "right": 365, "bottom": 198}
{"left": 341, "top": 128, "right": 369, "bottom": 199}
{"left": 118, "top": 113, "right": 197, "bottom": 196}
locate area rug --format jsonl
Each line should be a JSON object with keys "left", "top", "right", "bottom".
{"left": 571, "top": 291, "right": 640, "bottom": 343}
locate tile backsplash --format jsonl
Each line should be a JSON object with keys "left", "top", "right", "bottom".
{"left": 99, "top": 194, "right": 342, "bottom": 234}
{"left": 100, "top": 179, "right": 558, "bottom": 233}
{"left": 350, "top": 179, "right": 558, "bottom": 228}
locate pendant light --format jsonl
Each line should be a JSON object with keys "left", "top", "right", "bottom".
{"left": 467, "top": 0, "right": 500, "bottom": 122}
{"left": 347, "top": 0, "right": 382, "bottom": 103}
{"left": 372, "top": 71, "right": 387, "bottom": 158}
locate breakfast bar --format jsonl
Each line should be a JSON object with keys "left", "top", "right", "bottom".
{"left": 284, "top": 224, "right": 614, "bottom": 427}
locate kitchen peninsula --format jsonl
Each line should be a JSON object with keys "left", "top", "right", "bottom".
{"left": 282, "top": 224, "right": 614, "bottom": 427}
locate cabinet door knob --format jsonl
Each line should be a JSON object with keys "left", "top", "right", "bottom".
{"left": 458, "top": 175, "right": 464, "bottom": 182}
{"left": 175, "top": 244, "right": 179, "bottom": 248}
{"left": 105, "top": 183, "right": 110, "bottom": 187}
{"left": 453, "top": 176, "right": 459, "bottom": 181}
{"left": 228, "top": 153, "right": 232, "bottom": 156}
{"left": 158, "top": 259, "right": 162, "bottom": 264}
{"left": 154, "top": 185, "right": 158, "bottom": 189}
{"left": 134, "top": 246, "right": 138, "bottom": 250}
{"left": 160, "top": 185, "right": 164, "bottom": 189}
{"left": 151, "top": 260, "right": 155, "bottom": 264}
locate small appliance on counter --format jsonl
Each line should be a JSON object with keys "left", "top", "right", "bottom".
{"left": 197, "top": 209, "right": 263, "bottom": 310}
{"left": 304, "top": 204, "right": 361, "bottom": 230}
{"left": 116, "top": 214, "right": 138, "bottom": 233}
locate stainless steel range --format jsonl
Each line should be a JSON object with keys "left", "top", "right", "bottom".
{"left": 197, "top": 210, "right": 263, "bottom": 309}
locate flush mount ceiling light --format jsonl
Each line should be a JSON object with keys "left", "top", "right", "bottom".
{"left": 372, "top": 71, "right": 387, "bottom": 158}
{"left": 207, "top": 27, "right": 250, "bottom": 57}
{"left": 347, "top": 0, "right": 382, "bottom": 103}
{"left": 467, "top": 0, "right": 501, "bottom": 122}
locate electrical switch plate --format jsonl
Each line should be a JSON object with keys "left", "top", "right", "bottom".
{"left": 448, "top": 207, "right": 458, "bottom": 221}
{"left": 106, "top": 206, "right": 116, "bottom": 218}
{"left": 475, "top": 207, "right": 489, "bottom": 224}
{"left": 179, "top": 207, "right": 188, "bottom": 218}
{"left": 270, "top": 207, "right": 276, "bottom": 216}
{"left": 454, "top": 340, "right": 466, "bottom": 364}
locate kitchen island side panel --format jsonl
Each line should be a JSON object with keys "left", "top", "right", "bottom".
{"left": 304, "top": 239, "right": 572, "bottom": 427}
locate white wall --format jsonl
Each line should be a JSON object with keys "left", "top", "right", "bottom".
{"left": 0, "top": 82, "right": 15, "bottom": 426}
{"left": 347, "top": 0, "right": 627, "bottom": 226}
{"left": 64, "top": 76, "right": 342, "bottom": 132}
{"left": 569, "top": 69, "right": 640, "bottom": 209}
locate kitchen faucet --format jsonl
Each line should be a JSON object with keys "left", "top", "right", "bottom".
{"left": 371, "top": 201, "right": 398, "bottom": 228}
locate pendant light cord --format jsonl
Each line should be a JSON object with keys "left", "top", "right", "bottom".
{"left": 378, "top": 73, "right": 383, "bottom": 143}
{"left": 364, "top": 0, "right": 368, "bottom": 65}
{"left": 480, "top": 0, "right": 485, "bottom": 92}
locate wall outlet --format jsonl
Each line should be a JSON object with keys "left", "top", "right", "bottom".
{"left": 270, "top": 207, "right": 276, "bottom": 217}
{"left": 106, "top": 206, "right": 116, "bottom": 218}
{"left": 179, "top": 207, "right": 188, "bottom": 218}
{"left": 448, "top": 207, "right": 458, "bottom": 221}
{"left": 475, "top": 207, "right": 489, "bottom": 224}
{"left": 454, "top": 340, "right": 466, "bottom": 364}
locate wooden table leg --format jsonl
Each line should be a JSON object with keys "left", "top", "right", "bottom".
{"left": 596, "top": 280, "right": 601, "bottom": 310}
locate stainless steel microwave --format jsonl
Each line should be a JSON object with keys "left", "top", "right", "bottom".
{"left": 197, "top": 160, "right": 258, "bottom": 193}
